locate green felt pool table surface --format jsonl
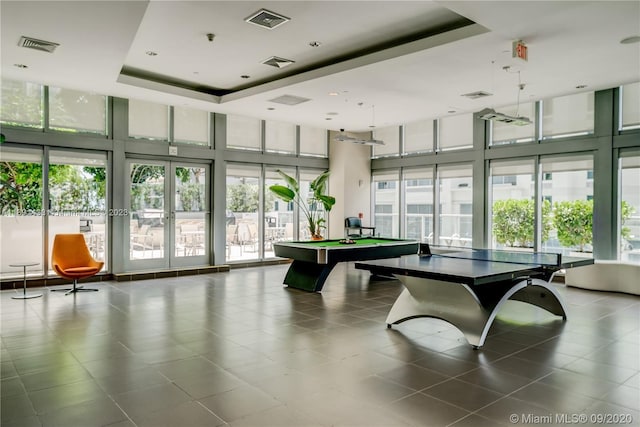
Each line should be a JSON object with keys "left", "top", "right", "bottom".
{"left": 288, "top": 238, "right": 402, "bottom": 247}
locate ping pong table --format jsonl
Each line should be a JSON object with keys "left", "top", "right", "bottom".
{"left": 354, "top": 247, "right": 594, "bottom": 348}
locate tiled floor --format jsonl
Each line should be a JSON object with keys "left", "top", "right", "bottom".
{"left": 1, "top": 263, "right": 638, "bottom": 427}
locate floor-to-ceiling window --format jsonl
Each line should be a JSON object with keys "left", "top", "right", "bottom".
{"left": 226, "top": 164, "right": 261, "bottom": 261}
{"left": 373, "top": 171, "right": 399, "bottom": 238}
{"left": 403, "top": 168, "right": 433, "bottom": 242}
{"left": 224, "top": 113, "right": 329, "bottom": 263}
{"left": 264, "top": 167, "right": 295, "bottom": 257}
{"left": 2, "top": 76, "right": 637, "bottom": 276}
{"left": 541, "top": 155, "right": 594, "bottom": 256}
{"left": 0, "top": 147, "right": 109, "bottom": 279}
{"left": 489, "top": 159, "right": 537, "bottom": 250}
{"left": 437, "top": 164, "right": 473, "bottom": 247}
{"left": 1, "top": 81, "right": 111, "bottom": 278}
{"left": 298, "top": 169, "right": 328, "bottom": 240}
{"left": 2, "top": 79, "right": 332, "bottom": 275}
{"left": 619, "top": 152, "right": 640, "bottom": 263}
{"left": 0, "top": 147, "right": 44, "bottom": 278}
{"left": 48, "top": 150, "right": 108, "bottom": 273}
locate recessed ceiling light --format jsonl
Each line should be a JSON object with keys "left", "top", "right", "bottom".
{"left": 240, "top": 75, "right": 250, "bottom": 79}
{"left": 309, "top": 41, "right": 321, "bottom": 48}
{"left": 13, "top": 63, "right": 28, "bottom": 68}
{"left": 327, "top": 112, "right": 339, "bottom": 116}
{"left": 325, "top": 118, "right": 332, "bottom": 121}
{"left": 328, "top": 92, "right": 339, "bottom": 96}
{"left": 575, "top": 84, "right": 587, "bottom": 89}
{"left": 267, "top": 107, "right": 275, "bottom": 111}
{"left": 145, "top": 51, "right": 158, "bottom": 56}
{"left": 448, "top": 110, "right": 456, "bottom": 114}
{"left": 620, "top": 35, "right": 640, "bottom": 44}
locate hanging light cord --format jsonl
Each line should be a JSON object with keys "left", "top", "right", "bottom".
{"left": 503, "top": 66, "right": 524, "bottom": 117}
{"left": 516, "top": 71, "right": 524, "bottom": 117}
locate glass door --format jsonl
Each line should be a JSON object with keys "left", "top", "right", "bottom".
{"left": 125, "top": 159, "right": 209, "bottom": 271}
{"left": 172, "top": 163, "right": 209, "bottom": 267}
{"left": 127, "top": 160, "right": 168, "bottom": 270}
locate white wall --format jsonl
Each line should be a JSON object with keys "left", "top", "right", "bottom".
{"left": 328, "top": 131, "right": 372, "bottom": 239}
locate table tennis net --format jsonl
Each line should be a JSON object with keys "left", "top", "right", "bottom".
{"left": 434, "top": 248, "right": 562, "bottom": 267}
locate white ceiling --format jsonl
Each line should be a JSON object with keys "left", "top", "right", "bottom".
{"left": 2, "top": 1, "right": 639, "bottom": 132}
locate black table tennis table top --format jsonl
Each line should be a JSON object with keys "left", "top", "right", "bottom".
{"left": 355, "top": 248, "right": 594, "bottom": 286}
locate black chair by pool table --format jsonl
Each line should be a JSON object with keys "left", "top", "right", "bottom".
{"left": 344, "top": 217, "right": 376, "bottom": 238}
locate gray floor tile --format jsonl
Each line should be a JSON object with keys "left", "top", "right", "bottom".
{"left": 111, "top": 382, "right": 192, "bottom": 421}
{"left": 198, "top": 384, "right": 281, "bottom": 422}
{"left": 422, "top": 378, "right": 504, "bottom": 411}
{"left": 1, "top": 393, "right": 36, "bottom": 424}
{"left": 456, "top": 366, "right": 534, "bottom": 394}
{"left": 20, "top": 365, "right": 92, "bottom": 392}
{"left": 475, "top": 396, "right": 550, "bottom": 426}
{"left": 173, "top": 369, "right": 247, "bottom": 399}
{"left": 509, "top": 380, "right": 598, "bottom": 413}
{"left": 377, "top": 363, "right": 449, "bottom": 391}
{"left": 1, "top": 263, "right": 638, "bottom": 427}
{"left": 135, "top": 401, "right": 225, "bottom": 427}
{"left": 28, "top": 379, "right": 107, "bottom": 414}
{"left": 600, "top": 384, "right": 640, "bottom": 411}
{"left": 228, "top": 404, "right": 323, "bottom": 427}
{"left": 386, "top": 391, "right": 470, "bottom": 426}
{"left": 39, "top": 397, "right": 128, "bottom": 427}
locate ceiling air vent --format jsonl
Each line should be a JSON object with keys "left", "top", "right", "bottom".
{"left": 461, "top": 90, "right": 493, "bottom": 99}
{"left": 268, "top": 95, "right": 311, "bottom": 106}
{"left": 18, "top": 36, "right": 59, "bottom": 53}
{"left": 245, "top": 9, "right": 290, "bottom": 30}
{"left": 261, "top": 56, "right": 295, "bottom": 69}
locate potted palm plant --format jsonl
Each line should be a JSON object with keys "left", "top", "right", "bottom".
{"left": 269, "top": 170, "right": 336, "bottom": 240}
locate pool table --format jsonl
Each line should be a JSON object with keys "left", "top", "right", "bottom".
{"left": 273, "top": 238, "right": 419, "bottom": 292}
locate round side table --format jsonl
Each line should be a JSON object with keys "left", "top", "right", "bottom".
{"left": 10, "top": 262, "right": 42, "bottom": 299}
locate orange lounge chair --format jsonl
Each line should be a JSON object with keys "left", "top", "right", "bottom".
{"left": 51, "top": 234, "right": 103, "bottom": 295}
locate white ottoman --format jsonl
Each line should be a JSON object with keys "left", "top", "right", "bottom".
{"left": 565, "top": 260, "right": 640, "bottom": 296}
